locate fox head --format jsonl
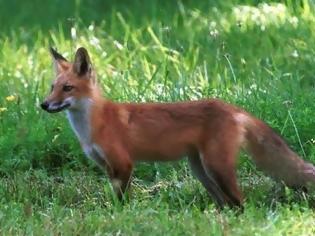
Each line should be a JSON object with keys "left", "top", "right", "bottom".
{"left": 41, "top": 47, "right": 97, "bottom": 113}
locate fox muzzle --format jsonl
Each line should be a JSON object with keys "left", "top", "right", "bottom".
{"left": 40, "top": 100, "right": 70, "bottom": 113}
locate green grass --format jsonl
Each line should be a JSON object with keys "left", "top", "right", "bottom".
{"left": 1, "top": 0, "right": 315, "bottom": 235}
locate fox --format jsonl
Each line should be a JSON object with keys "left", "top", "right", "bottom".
{"left": 41, "top": 47, "right": 315, "bottom": 208}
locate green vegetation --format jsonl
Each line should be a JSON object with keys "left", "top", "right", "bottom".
{"left": 0, "top": 0, "right": 315, "bottom": 235}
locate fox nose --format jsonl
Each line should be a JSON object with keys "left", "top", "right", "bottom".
{"left": 40, "top": 101, "right": 49, "bottom": 110}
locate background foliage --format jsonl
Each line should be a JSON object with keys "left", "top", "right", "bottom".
{"left": 0, "top": 0, "right": 314, "bottom": 235}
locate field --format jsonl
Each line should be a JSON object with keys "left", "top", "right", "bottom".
{"left": 0, "top": 0, "right": 315, "bottom": 235}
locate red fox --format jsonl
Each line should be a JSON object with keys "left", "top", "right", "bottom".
{"left": 41, "top": 47, "right": 315, "bottom": 208}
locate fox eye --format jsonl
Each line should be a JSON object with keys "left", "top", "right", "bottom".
{"left": 63, "top": 85, "right": 74, "bottom": 92}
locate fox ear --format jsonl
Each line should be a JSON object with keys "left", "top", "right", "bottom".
{"left": 73, "top": 47, "right": 92, "bottom": 77}
{"left": 50, "top": 47, "right": 69, "bottom": 74}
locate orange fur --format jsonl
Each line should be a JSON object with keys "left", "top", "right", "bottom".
{"left": 41, "top": 47, "right": 315, "bottom": 208}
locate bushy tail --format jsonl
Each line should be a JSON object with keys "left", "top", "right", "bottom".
{"left": 241, "top": 114, "right": 315, "bottom": 188}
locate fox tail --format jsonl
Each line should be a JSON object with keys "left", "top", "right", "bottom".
{"left": 236, "top": 112, "right": 315, "bottom": 188}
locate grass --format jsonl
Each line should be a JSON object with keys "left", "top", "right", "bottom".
{"left": 0, "top": 0, "right": 315, "bottom": 235}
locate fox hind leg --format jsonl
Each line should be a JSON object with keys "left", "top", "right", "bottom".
{"left": 200, "top": 139, "right": 243, "bottom": 208}
{"left": 188, "top": 152, "right": 227, "bottom": 208}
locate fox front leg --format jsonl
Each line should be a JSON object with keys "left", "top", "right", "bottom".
{"left": 105, "top": 148, "right": 134, "bottom": 200}
{"left": 110, "top": 163, "right": 133, "bottom": 200}
{"left": 82, "top": 144, "right": 133, "bottom": 199}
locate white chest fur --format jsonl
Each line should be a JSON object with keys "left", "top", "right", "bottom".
{"left": 66, "top": 98, "right": 107, "bottom": 169}
{"left": 66, "top": 103, "right": 91, "bottom": 145}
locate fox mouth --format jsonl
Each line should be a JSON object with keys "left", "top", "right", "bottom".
{"left": 47, "top": 103, "right": 71, "bottom": 113}
{"left": 43, "top": 103, "right": 71, "bottom": 113}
